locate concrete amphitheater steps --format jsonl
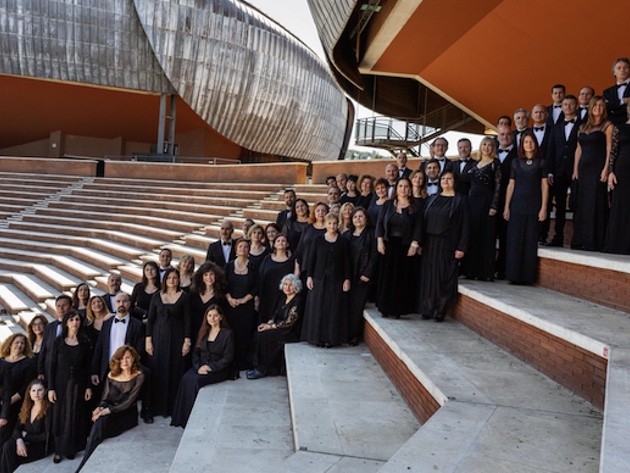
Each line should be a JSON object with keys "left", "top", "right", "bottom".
{"left": 363, "top": 307, "right": 602, "bottom": 473}
{"left": 67, "top": 189, "right": 258, "bottom": 208}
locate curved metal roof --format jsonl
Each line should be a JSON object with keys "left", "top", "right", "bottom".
{"left": 0, "top": 0, "right": 350, "bottom": 161}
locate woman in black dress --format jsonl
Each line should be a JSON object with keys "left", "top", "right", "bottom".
{"left": 177, "top": 254, "right": 195, "bottom": 292}
{"left": 606, "top": 101, "right": 630, "bottom": 254}
{"left": 85, "top": 296, "right": 112, "bottom": 347}
{"left": 376, "top": 177, "right": 422, "bottom": 318}
{"left": 171, "top": 305, "right": 234, "bottom": 428}
{"left": 48, "top": 310, "right": 93, "bottom": 463}
{"left": 264, "top": 223, "right": 281, "bottom": 248}
{"left": 225, "top": 239, "right": 258, "bottom": 372}
{"left": 356, "top": 174, "right": 374, "bottom": 209}
{"left": 257, "top": 233, "right": 297, "bottom": 324}
{"left": 572, "top": 96, "right": 617, "bottom": 251}
{"left": 419, "top": 171, "right": 469, "bottom": 322}
{"left": 296, "top": 202, "right": 328, "bottom": 277}
{"left": 345, "top": 207, "right": 377, "bottom": 345}
{"left": 340, "top": 175, "right": 360, "bottom": 205}
{"left": 462, "top": 137, "right": 502, "bottom": 281}
{"left": 0, "top": 335, "right": 36, "bottom": 450}
{"left": 503, "top": 132, "right": 548, "bottom": 285}
{"left": 146, "top": 268, "right": 191, "bottom": 417}
{"left": 247, "top": 224, "right": 269, "bottom": 270}
{"left": 26, "top": 316, "right": 47, "bottom": 366}
{"left": 130, "top": 261, "right": 160, "bottom": 324}
{"left": 339, "top": 202, "right": 355, "bottom": 235}
{"left": 248, "top": 274, "right": 302, "bottom": 379}
{"left": 411, "top": 170, "right": 428, "bottom": 202}
{"left": 282, "top": 198, "right": 309, "bottom": 252}
{"left": 190, "top": 262, "right": 226, "bottom": 343}
{"left": 367, "top": 178, "right": 389, "bottom": 225}
{"left": 302, "top": 213, "right": 352, "bottom": 347}
{"left": 71, "top": 283, "right": 90, "bottom": 318}
{"left": 76, "top": 345, "right": 145, "bottom": 472}
{"left": 0, "top": 380, "right": 50, "bottom": 473}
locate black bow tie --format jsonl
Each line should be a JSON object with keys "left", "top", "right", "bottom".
{"left": 617, "top": 83, "right": 628, "bottom": 89}
{"left": 114, "top": 318, "right": 127, "bottom": 324}
{"left": 427, "top": 182, "right": 438, "bottom": 187}
{"left": 534, "top": 126, "right": 544, "bottom": 132}
{"left": 516, "top": 130, "right": 525, "bottom": 135}
{"left": 564, "top": 119, "right": 575, "bottom": 125}
{"left": 554, "top": 105, "right": 562, "bottom": 108}
{"left": 222, "top": 241, "right": 231, "bottom": 246}
{"left": 499, "top": 149, "right": 510, "bottom": 153}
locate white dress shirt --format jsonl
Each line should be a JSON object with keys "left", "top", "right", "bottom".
{"left": 109, "top": 315, "right": 129, "bottom": 360}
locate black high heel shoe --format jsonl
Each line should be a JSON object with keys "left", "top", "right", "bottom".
{"left": 53, "top": 454, "right": 62, "bottom": 464}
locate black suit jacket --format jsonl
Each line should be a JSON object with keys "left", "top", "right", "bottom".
{"left": 546, "top": 104, "right": 565, "bottom": 126}
{"left": 37, "top": 319, "right": 62, "bottom": 379}
{"left": 453, "top": 158, "right": 476, "bottom": 195}
{"left": 603, "top": 83, "right": 630, "bottom": 126}
{"left": 276, "top": 209, "right": 290, "bottom": 228}
{"left": 421, "top": 158, "right": 455, "bottom": 175}
{"left": 91, "top": 316, "right": 145, "bottom": 381}
{"left": 375, "top": 200, "right": 423, "bottom": 245}
{"left": 205, "top": 239, "right": 237, "bottom": 267}
{"left": 398, "top": 167, "right": 413, "bottom": 179}
{"left": 102, "top": 293, "right": 116, "bottom": 313}
{"left": 546, "top": 117, "right": 581, "bottom": 179}
{"left": 532, "top": 125, "right": 552, "bottom": 154}
{"left": 498, "top": 148, "right": 518, "bottom": 207}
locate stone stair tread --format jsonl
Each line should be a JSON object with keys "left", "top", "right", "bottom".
{"left": 68, "top": 188, "right": 257, "bottom": 205}
{"left": 285, "top": 343, "right": 420, "bottom": 461}
{"left": 0, "top": 273, "right": 57, "bottom": 302}
{"left": 0, "top": 283, "right": 40, "bottom": 315}
{"left": 169, "top": 377, "right": 293, "bottom": 473}
{"left": 539, "top": 246, "right": 630, "bottom": 274}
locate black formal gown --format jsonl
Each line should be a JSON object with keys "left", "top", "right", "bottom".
{"left": 418, "top": 194, "right": 469, "bottom": 318}
{"left": 301, "top": 234, "right": 351, "bottom": 346}
{"left": 189, "top": 293, "right": 224, "bottom": 345}
{"left": 376, "top": 201, "right": 422, "bottom": 317}
{"left": 251, "top": 295, "right": 301, "bottom": 376}
{"left": 146, "top": 292, "right": 191, "bottom": 417}
{"left": 0, "top": 412, "right": 50, "bottom": 473}
{"left": 130, "top": 283, "right": 158, "bottom": 324}
{"left": 506, "top": 159, "right": 547, "bottom": 284}
{"left": 606, "top": 123, "right": 630, "bottom": 254}
{"left": 367, "top": 197, "right": 385, "bottom": 227}
{"left": 356, "top": 192, "right": 374, "bottom": 210}
{"left": 572, "top": 125, "right": 614, "bottom": 251}
{"left": 170, "top": 329, "right": 234, "bottom": 428}
{"left": 295, "top": 225, "right": 326, "bottom": 277}
{"left": 257, "top": 254, "right": 296, "bottom": 324}
{"left": 0, "top": 358, "right": 36, "bottom": 449}
{"left": 224, "top": 262, "right": 258, "bottom": 371}
{"left": 345, "top": 227, "right": 377, "bottom": 343}
{"left": 282, "top": 220, "right": 308, "bottom": 254}
{"left": 248, "top": 247, "right": 269, "bottom": 272}
{"left": 49, "top": 339, "right": 92, "bottom": 457}
{"left": 76, "top": 372, "right": 145, "bottom": 472}
{"left": 462, "top": 159, "right": 501, "bottom": 280}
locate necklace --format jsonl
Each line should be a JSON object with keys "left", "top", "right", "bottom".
{"left": 234, "top": 259, "right": 248, "bottom": 272}
{"left": 526, "top": 159, "right": 533, "bottom": 165}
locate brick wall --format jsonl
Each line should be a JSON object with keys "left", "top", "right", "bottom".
{"left": 364, "top": 321, "right": 441, "bottom": 423}
{"left": 538, "top": 257, "right": 630, "bottom": 313}
{"left": 453, "top": 294, "right": 607, "bottom": 409}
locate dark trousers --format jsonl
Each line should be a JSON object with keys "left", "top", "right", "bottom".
{"left": 495, "top": 216, "right": 508, "bottom": 277}
{"left": 540, "top": 175, "right": 570, "bottom": 243}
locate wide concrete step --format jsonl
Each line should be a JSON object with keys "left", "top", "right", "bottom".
{"left": 90, "top": 177, "right": 282, "bottom": 192}
{"left": 18, "top": 214, "right": 183, "bottom": 241}
{"left": 285, "top": 343, "right": 418, "bottom": 464}
{"left": 0, "top": 283, "right": 43, "bottom": 315}
{"left": 0, "top": 172, "right": 83, "bottom": 185}
{"left": 169, "top": 377, "right": 294, "bottom": 472}
{"left": 0, "top": 188, "right": 60, "bottom": 199}
{"left": 17, "top": 415, "right": 182, "bottom": 473}
{"left": 363, "top": 307, "right": 602, "bottom": 473}
{"left": 0, "top": 248, "right": 106, "bottom": 282}
{"left": 0, "top": 272, "right": 57, "bottom": 303}
{"left": 242, "top": 208, "right": 280, "bottom": 221}
{"left": 69, "top": 188, "right": 257, "bottom": 207}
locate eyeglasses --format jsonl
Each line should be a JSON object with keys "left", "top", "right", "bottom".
{"left": 32, "top": 322, "right": 44, "bottom": 327}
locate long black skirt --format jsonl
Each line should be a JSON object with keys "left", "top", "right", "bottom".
{"left": 301, "top": 278, "right": 348, "bottom": 346}
{"left": 250, "top": 328, "right": 292, "bottom": 376}
{"left": 377, "top": 237, "right": 417, "bottom": 317}
{"left": 418, "top": 234, "right": 459, "bottom": 316}
{"left": 170, "top": 368, "right": 230, "bottom": 428}
{"left": 348, "top": 281, "right": 370, "bottom": 343}
{"left": 506, "top": 213, "right": 539, "bottom": 284}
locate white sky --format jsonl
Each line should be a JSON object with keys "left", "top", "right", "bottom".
{"left": 246, "top": 0, "right": 485, "bottom": 156}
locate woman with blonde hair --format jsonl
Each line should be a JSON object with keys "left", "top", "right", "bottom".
{"left": 338, "top": 202, "right": 355, "bottom": 235}
{"left": 85, "top": 295, "right": 111, "bottom": 346}
{"left": 177, "top": 254, "right": 195, "bottom": 292}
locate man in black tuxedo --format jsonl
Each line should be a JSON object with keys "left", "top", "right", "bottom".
{"left": 91, "top": 293, "right": 153, "bottom": 423}
{"left": 547, "top": 84, "right": 566, "bottom": 126}
{"left": 396, "top": 152, "right": 412, "bottom": 179}
{"left": 276, "top": 189, "right": 296, "bottom": 228}
{"left": 531, "top": 104, "right": 552, "bottom": 153}
{"left": 453, "top": 138, "right": 475, "bottom": 196}
{"left": 577, "top": 86, "right": 594, "bottom": 122}
{"left": 513, "top": 108, "right": 531, "bottom": 147}
{"left": 543, "top": 94, "right": 581, "bottom": 246}
{"left": 603, "top": 57, "right": 630, "bottom": 126}
{"left": 37, "top": 295, "right": 73, "bottom": 380}
{"left": 425, "top": 160, "right": 441, "bottom": 196}
{"left": 428, "top": 137, "right": 454, "bottom": 175}
{"left": 206, "top": 220, "right": 236, "bottom": 267}
{"left": 385, "top": 163, "right": 399, "bottom": 197}
{"left": 495, "top": 126, "right": 517, "bottom": 280}
{"left": 102, "top": 273, "right": 122, "bottom": 313}
{"left": 158, "top": 248, "right": 174, "bottom": 281}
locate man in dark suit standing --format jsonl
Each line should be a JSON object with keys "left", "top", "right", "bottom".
{"left": 396, "top": 152, "right": 412, "bottom": 179}
{"left": 91, "top": 293, "right": 153, "bottom": 423}
{"left": 513, "top": 108, "right": 531, "bottom": 147}
{"left": 276, "top": 189, "right": 296, "bottom": 228}
{"left": 577, "top": 86, "right": 594, "bottom": 121}
{"left": 206, "top": 219, "right": 237, "bottom": 267}
{"left": 495, "top": 126, "right": 517, "bottom": 280}
{"left": 453, "top": 138, "right": 475, "bottom": 196}
{"left": 102, "top": 273, "right": 122, "bottom": 313}
{"left": 428, "top": 137, "right": 455, "bottom": 175}
{"left": 158, "top": 248, "right": 174, "bottom": 281}
{"left": 603, "top": 57, "right": 630, "bottom": 126}
{"left": 37, "top": 294, "right": 73, "bottom": 380}
{"left": 531, "top": 104, "right": 552, "bottom": 152}
{"left": 547, "top": 84, "right": 566, "bottom": 126}
{"left": 543, "top": 94, "right": 581, "bottom": 247}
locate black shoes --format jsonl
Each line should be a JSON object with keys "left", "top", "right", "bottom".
{"left": 53, "top": 454, "right": 62, "bottom": 464}
{"left": 421, "top": 314, "right": 432, "bottom": 320}
{"left": 246, "top": 369, "right": 265, "bottom": 380}
{"left": 141, "top": 408, "right": 154, "bottom": 424}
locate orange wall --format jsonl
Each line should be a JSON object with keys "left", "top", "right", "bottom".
{"left": 0, "top": 157, "right": 98, "bottom": 176}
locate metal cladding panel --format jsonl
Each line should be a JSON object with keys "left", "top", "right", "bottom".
{"left": 306, "top": 0, "right": 356, "bottom": 55}
{"left": 0, "top": 0, "right": 172, "bottom": 93}
{"left": 133, "top": 0, "right": 348, "bottom": 161}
